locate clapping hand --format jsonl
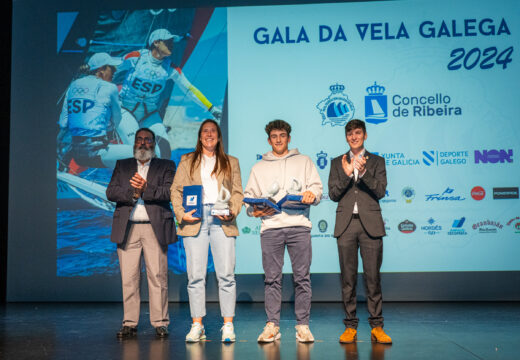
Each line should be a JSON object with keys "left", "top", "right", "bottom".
{"left": 130, "top": 172, "right": 147, "bottom": 198}
{"left": 341, "top": 155, "right": 355, "bottom": 177}
{"left": 353, "top": 155, "right": 366, "bottom": 176}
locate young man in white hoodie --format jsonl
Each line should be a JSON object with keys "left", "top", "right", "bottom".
{"left": 244, "top": 120, "right": 323, "bottom": 343}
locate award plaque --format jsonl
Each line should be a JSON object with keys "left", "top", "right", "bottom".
{"left": 211, "top": 186, "right": 231, "bottom": 216}
{"left": 287, "top": 178, "right": 302, "bottom": 195}
{"left": 278, "top": 178, "right": 309, "bottom": 210}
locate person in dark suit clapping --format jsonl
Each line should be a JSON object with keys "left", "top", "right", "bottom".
{"left": 328, "top": 119, "right": 392, "bottom": 345}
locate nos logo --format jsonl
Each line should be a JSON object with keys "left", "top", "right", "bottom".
{"left": 474, "top": 149, "right": 513, "bottom": 164}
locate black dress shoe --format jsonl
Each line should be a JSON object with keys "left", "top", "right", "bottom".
{"left": 117, "top": 326, "right": 137, "bottom": 338}
{"left": 155, "top": 326, "right": 169, "bottom": 338}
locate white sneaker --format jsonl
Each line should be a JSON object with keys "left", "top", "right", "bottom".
{"left": 257, "top": 322, "right": 281, "bottom": 343}
{"left": 295, "top": 324, "right": 315, "bottom": 343}
{"left": 221, "top": 322, "right": 236, "bottom": 343}
{"left": 186, "top": 322, "right": 206, "bottom": 343}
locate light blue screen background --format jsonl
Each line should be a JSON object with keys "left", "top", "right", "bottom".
{"left": 228, "top": 0, "right": 520, "bottom": 273}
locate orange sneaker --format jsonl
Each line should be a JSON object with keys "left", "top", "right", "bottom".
{"left": 339, "top": 328, "right": 357, "bottom": 343}
{"left": 370, "top": 327, "right": 392, "bottom": 344}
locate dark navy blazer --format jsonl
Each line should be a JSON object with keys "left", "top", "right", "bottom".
{"left": 106, "top": 157, "right": 177, "bottom": 246}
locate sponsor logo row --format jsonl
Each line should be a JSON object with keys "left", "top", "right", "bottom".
{"left": 242, "top": 216, "right": 520, "bottom": 238}
{"left": 310, "top": 149, "right": 514, "bottom": 170}
{"left": 240, "top": 188, "right": 516, "bottom": 209}
{"left": 242, "top": 220, "right": 334, "bottom": 238}
{"left": 392, "top": 216, "right": 520, "bottom": 235}
{"left": 381, "top": 186, "right": 519, "bottom": 204}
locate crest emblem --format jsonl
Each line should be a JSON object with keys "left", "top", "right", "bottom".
{"left": 318, "top": 220, "right": 328, "bottom": 233}
{"left": 316, "top": 151, "right": 328, "bottom": 170}
{"left": 317, "top": 83, "right": 355, "bottom": 127}
{"left": 365, "top": 82, "right": 387, "bottom": 124}
{"left": 402, "top": 186, "right": 415, "bottom": 203}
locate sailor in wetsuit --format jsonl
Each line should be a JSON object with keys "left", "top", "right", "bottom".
{"left": 115, "top": 28, "right": 222, "bottom": 159}
{"left": 58, "top": 53, "right": 133, "bottom": 169}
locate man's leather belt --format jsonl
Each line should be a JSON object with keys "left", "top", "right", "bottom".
{"left": 352, "top": 214, "right": 360, "bottom": 219}
{"left": 130, "top": 220, "right": 151, "bottom": 224}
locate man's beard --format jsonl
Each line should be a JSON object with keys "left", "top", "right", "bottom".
{"left": 134, "top": 146, "right": 155, "bottom": 162}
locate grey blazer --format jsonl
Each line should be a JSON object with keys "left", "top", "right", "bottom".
{"left": 328, "top": 151, "right": 387, "bottom": 238}
{"left": 106, "top": 157, "right": 178, "bottom": 246}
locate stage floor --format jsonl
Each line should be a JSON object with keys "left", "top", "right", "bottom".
{"left": 1, "top": 302, "right": 519, "bottom": 359}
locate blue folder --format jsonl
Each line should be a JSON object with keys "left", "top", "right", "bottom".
{"left": 243, "top": 197, "right": 281, "bottom": 214}
{"left": 183, "top": 185, "right": 203, "bottom": 219}
{"left": 277, "top": 194, "right": 309, "bottom": 210}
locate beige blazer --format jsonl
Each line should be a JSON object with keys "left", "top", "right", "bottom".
{"left": 170, "top": 153, "right": 244, "bottom": 237}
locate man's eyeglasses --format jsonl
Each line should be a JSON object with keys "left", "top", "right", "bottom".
{"left": 136, "top": 137, "right": 154, "bottom": 144}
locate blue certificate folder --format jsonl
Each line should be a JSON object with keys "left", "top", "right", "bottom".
{"left": 277, "top": 194, "right": 309, "bottom": 210}
{"left": 183, "top": 185, "right": 203, "bottom": 218}
{"left": 243, "top": 197, "right": 281, "bottom": 214}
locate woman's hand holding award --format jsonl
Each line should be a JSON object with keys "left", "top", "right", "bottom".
{"left": 212, "top": 186, "right": 231, "bottom": 217}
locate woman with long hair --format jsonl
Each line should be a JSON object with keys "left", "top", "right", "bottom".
{"left": 171, "top": 119, "right": 243, "bottom": 343}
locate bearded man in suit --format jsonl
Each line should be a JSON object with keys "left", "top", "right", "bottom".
{"left": 106, "top": 127, "right": 177, "bottom": 339}
{"left": 328, "top": 119, "right": 392, "bottom": 344}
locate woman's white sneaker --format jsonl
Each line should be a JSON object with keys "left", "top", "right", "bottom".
{"left": 186, "top": 322, "right": 206, "bottom": 343}
{"left": 221, "top": 322, "right": 236, "bottom": 343}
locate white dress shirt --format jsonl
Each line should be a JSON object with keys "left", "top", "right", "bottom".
{"left": 349, "top": 149, "right": 366, "bottom": 214}
{"left": 129, "top": 159, "right": 151, "bottom": 221}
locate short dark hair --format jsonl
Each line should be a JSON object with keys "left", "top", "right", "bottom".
{"left": 265, "top": 119, "right": 291, "bottom": 137}
{"left": 345, "top": 119, "right": 366, "bottom": 135}
{"left": 135, "top": 128, "right": 156, "bottom": 143}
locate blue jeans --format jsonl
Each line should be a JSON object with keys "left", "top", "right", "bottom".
{"left": 183, "top": 204, "right": 236, "bottom": 318}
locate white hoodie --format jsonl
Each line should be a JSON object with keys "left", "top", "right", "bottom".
{"left": 244, "top": 148, "right": 323, "bottom": 233}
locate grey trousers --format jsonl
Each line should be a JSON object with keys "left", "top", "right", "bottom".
{"left": 337, "top": 218, "right": 384, "bottom": 329}
{"left": 260, "top": 226, "right": 312, "bottom": 326}
{"left": 117, "top": 223, "right": 169, "bottom": 328}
